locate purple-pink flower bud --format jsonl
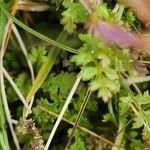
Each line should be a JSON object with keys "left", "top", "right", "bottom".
{"left": 93, "top": 21, "right": 136, "bottom": 47}
{"left": 81, "top": 0, "right": 150, "bottom": 55}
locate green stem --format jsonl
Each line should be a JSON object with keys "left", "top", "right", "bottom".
{"left": 0, "top": 95, "right": 10, "bottom": 150}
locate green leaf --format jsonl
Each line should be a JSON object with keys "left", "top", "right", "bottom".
{"left": 42, "top": 72, "right": 76, "bottom": 96}
{"left": 132, "top": 118, "right": 143, "bottom": 129}
{"left": 105, "top": 80, "right": 120, "bottom": 92}
{"left": 102, "top": 113, "right": 113, "bottom": 122}
{"left": 7, "top": 73, "right": 31, "bottom": 102}
{"left": 80, "top": 66, "right": 97, "bottom": 81}
{"left": 134, "top": 91, "right": 150, "bottom": 106}
{"left": 61, "top": 0, "right": 89, "bottom": 33}
{"left": 142, "top": 127, "right": 150, "bottom": 142}
{"left": 126, "top": 10, "right": 136, "bottom": 23}
{"left": 103, "top": 68, "right": 119, "bottom": 80}
{"left": 130, "top": 139, "right": 144, "bottom": 150}
{"left": 71, "top": 50, "right": 94, "bottom": 66}
{"left": 33, "top": 98, "right": 54, "bottom": 125}
{"left": 95, "top": 3, "right": 109, "bottom": 20}
{"left": 71, "top": 33, "right": 124, "bottom": 101}
{"left": 28, "top": 46, "right": 47, "bottom": 71}
{"left": 119, "top": 96, "right": 131, "bottom": 116}
{"left": 68, "top": 129, "right": 86, "bottom": 150}
{"left": 89, "top": 80, "right": 101, "bottom": 91}
{"left": 41, "top": 72, "right": 76, "bottom": 113}
{"left": 132, "top": 110, "right": 150, "bottom": 129}
{"left": 98, "top": 88, "right": 112, "bottom": 102}
{"left": 97, "top": 53, "right": 110, "bottom": 68}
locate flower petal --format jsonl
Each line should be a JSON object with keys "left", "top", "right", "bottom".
{"left": 94, "top": 21, "right": 150, "bottom": 55}
{"left": 94, "top": 21, "right": 136, "bottom": 47}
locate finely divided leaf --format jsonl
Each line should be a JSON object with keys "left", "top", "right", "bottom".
{"left": 61, "top": 0, "right": 89, "bottom": 33}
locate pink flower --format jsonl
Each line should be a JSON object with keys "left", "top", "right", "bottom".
{"left": 80, "top": 0, "right": 150, "bottom": 54}
{"left": 93, "top": 21, "right": 136, "bottom": 47}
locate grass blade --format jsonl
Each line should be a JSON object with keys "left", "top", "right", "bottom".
{"left": 65, "top": 89, "right": 91, "bottom": 149}
{"left": 2, "top": 67, "right": 29, "bottom": 110}
{"left": 0, "top": 96, "right": 10, "bottom": 150}
{"left": 0, "top": 3, "right": 77, "bottom": 54}
{"left": 44, "top": 76, "right": 81, "bottom": 150}
{"left": 24, "top": 31, "right": 68, "bottom": 117}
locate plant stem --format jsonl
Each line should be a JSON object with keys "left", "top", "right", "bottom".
{"left": 39, "top": 106, "right": 116, "bottom": 147}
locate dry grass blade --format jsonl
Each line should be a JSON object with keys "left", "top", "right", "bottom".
{"left": 0, "top": 5, "right": 77, "bottom": 54}
{"left": 0, "top": 20, "right": 20, "bottom": 150}
{"left": 126, "top": 75, "right": 150, "bottom": 84}
{"left": 44, "top": 76, "right": 81, "bottom": 150}
{"left": 12, "top": 25, "right": 35, "bottom": 118}
{"left": 2, "top": 67, "right": 29, "bottom": 110}
{"left": 18, "top": 0, "right": 49, "bottom": 12}
{"left": 0, "top": 77, "right": 20, "bottom": 150}
{"left": 65, "top": 89, "right": 91, "bottom": 149}
{"left": 12, "top": 25, "right": 34, "bottom": 82}
{"left": 39, "top": 106, "right": 116, "bottom": 147}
